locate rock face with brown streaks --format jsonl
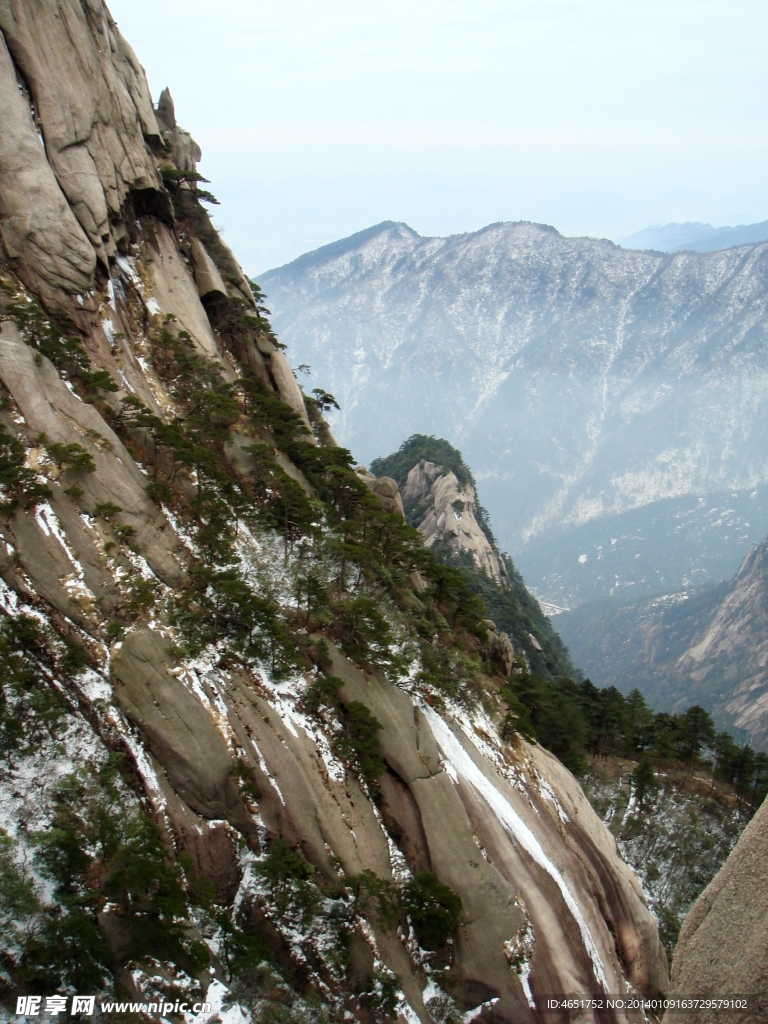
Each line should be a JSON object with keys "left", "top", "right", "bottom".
{"left": 403, "top": 459, "right": 507, "bottom": 585}
{"left": 0, "top": 0, "right": 161, "bottom": 292}
{"left": 0, "top": 3, "right": 669, "bottom": 1020}
{"left": 670, "top": 797, "right": 768, "bottom": 1024}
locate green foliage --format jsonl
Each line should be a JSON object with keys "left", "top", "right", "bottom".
{"left": 502, "top": 674, "right": 588, "bottom": 776}
{"left": 503, "top": 675, "right": 767, "bottom": 807}
{"left": 402, "top": 872, "right": 462, "bottom": 950}
{"left": 455, "top": 549, "right": 574, "bottom": 681}
{"left": 45, "top": 441, "right": 96, "bottom": 473}
{"left": 1, "top": 760, "right": 208, "bottom": 996}
{"left": 303, "top": 673, "right": 343, "bottom": 715}
{"left": 3, "top": 289, "right": 117, "bottom": 398}
{"left": 257, "top": 838, "right": 318, "bottom": 924}
{"left": 173, "top": 563, "right": 298, "bottom": 674}
{"left": 259, "top": 839, "right": 314, "bottom": 887}
{"left": 150, "top": 322, "right": 228, "bottom": 410}
{"left": 337, "top": 701, "right": 386, "bottom": 790}
{"left": 0, "top": 829, "right": 39, "bottom": 941}
{"left": 632, "top": 757, "right": 659, "bottom": 806}
{"left": 234, "top": 759, "right": 261, "bottom": 803}
{"left": 359, "top": 968, "right": 400, "bottom": 1019}
{"left": 0, "top": 614, "right": 71, "bottom": 760}
{"left": 354, "top": 870, "right": 400, "bottom": 931}
{"left": 0, "top": 424, "right": 51, "bottom": 513}
{"left": 332, "top": 595, "right": 403, "bottom": 674}
{"left": 160, "top": 166, "right": 220, "bottom": 211}
{"left": 310, "top": 388, "right": 340, "bottom": 413}
{"left": 371, "top": 435, "right": 474, "bottom": 491}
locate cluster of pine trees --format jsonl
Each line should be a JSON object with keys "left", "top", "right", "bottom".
{"left": 502, "top": 674, "right": 768, "bottom": 808}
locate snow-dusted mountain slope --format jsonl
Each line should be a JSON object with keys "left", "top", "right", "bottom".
{"left": 557, "top": 536, "right": 768, "bottom": 747}
{"left": 0, "top": 4, "right": 671, "bottom": 1019}
{"left": 259, "top": 221, "right": 768, "bottom": 605}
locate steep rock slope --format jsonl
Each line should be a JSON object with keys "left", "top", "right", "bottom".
{"left": 670, "top": 796, "right": 768, "bottom": 1023}
{"left": 371, "top": 436, "right": 574, "bottom": 682}
{"left": 676, "top": 542, "right": 768, "bottom": 747}
{"left": 259, "top": 221, "right": 768, "bottom": 606}
{"left": 557, "top": 539, "right": 768, "bottom": 748}
{"left": 0, "top": 5, "right": 668, "bottom": 1021}
{"left": 583, "top": 759, "right": 750, "bottom": 957}
{"left": 401, "top": 460, "right": 506, "bottom": 586}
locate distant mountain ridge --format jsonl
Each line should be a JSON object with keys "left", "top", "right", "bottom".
{"left": 556, "top": 537, "right": 768, "bottom": 748}
{"left": 260, "top": 219, "right": 768, "bottom": 607}
{"left": 618, "top": 220, "right": 768, "bottom": 253}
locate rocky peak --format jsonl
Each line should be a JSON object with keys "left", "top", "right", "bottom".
{"left": 402, "top": 458, "right": 508, "bottom": 586}
{"left": 355, "top": 465, "right": 406, "bottom": 515}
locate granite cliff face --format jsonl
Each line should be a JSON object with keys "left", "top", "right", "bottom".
{"left": 670, "top": 796, "right": 768, "bottom": 1024}
{"left": 0, "top": 4, "right": 668, "bottom": 1021}
{"left": 401, "top": 460, "right": 507, "bottom": 587}
{"left": 259, "top": 220, "right": 768, "bottom": 608}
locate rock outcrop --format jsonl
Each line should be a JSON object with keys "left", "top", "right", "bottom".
{"left": 0, "top": 4, "right": 668, "bottom": 1020}
{"left": 356, "top": 467, "right": 406, "bottom": 516}
{"left": 0, "top": 0, "right": 161, "bottom": 296}
{"left": 485, "top": 620, "right": 517, "bottom": 676}
{"left": 402, "top": 459, "right": 507, "bottom": 585}
{"left": 670, "top": 797, "right": 768, "bottom": 1023}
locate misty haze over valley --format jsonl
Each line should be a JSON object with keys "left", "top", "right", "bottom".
{"left": 261, "top": 218, "right": 768, "bottom": 742}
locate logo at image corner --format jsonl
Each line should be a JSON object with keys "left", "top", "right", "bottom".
{"left": 15, "top": 996, "right": 96, "bottom": 1017}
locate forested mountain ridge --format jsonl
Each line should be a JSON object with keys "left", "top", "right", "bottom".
{"left": 0, "top": 3, "right": 672, "bottom": 1021}
{"left": 557, "top": 537, "right": 768, "bottom": 750}
{"left": 370, "top": 434, "right": 574, "bottom": 682}
{"left": 260, "top": 219, "right": 768, "bottom": 608}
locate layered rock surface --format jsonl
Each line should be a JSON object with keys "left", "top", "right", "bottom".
{"left": 402, "top": 459, "right": 507, "bottom": 586}
{"left": 0, "top": 3, "right": 668, "bottom": 1021}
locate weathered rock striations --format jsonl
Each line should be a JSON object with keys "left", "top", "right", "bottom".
{"left": 403, "top": 459, "right": 507, "bottom": 585}
{"left": 0, "top": 3, "right": 669, "bottom": 1020}
{"left": 0, "top": 29, "right": 95, "bottom": 301}
{"left": 0, "top": 0, "right": 161, "bottom": 290}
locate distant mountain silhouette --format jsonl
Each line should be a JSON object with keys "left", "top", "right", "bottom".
{"left": 619, "top": 219, "right": 768, "bottom": 253}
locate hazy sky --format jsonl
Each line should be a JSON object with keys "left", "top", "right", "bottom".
{"left": 107, "top": 0, "right": 768, "bottom": 274}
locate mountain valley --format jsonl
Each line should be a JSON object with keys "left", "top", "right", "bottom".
{"left": 557, "top": 536, "right": 768, "bottom": 749}
{"left": 0, "top": 2, "right": 765, "bottom": 1020}
{"left": 260, "top": 220, "right": 768, "bottom": 613}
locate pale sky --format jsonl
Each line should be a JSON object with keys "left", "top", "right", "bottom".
{"left": 107, "top": 0, "right": 768, "bottom": 274}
